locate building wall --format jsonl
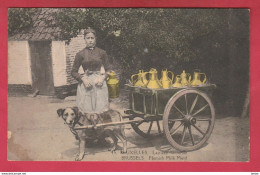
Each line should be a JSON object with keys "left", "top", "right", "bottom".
{"left": 65, "top": 32, "right": 85, "bottom": 85}
{"left": 8, "top": 41, "right": 32, "bottom": 85}
{"left": 8, "top": 33, "right": 86, "bottom": 97}
{"left": 52, "top": 41, "right": 67, "bottom": 87}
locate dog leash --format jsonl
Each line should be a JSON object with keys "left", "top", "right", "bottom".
{"left": 67, "top": 121, "right": 84, "bottom": 139}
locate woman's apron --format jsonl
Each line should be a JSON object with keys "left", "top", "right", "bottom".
{"left": 76, "top": 71, "right": 109, "bottom": 114}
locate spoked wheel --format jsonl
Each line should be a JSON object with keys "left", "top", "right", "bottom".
{"left": 130, "top": 116, "right": 174, "bottom": 138}
{"left": 163, "top": 89, "right": 215, "bottom": 151}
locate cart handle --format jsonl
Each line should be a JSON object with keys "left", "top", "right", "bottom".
{"left": 74, "top": 118, "right": 144, "bottom": 130}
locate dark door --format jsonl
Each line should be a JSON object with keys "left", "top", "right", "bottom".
{"left": 29, "top": 41, "right": 55, "bottom": 95}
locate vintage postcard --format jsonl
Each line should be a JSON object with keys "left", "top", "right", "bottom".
{"left": 7, "top": 8, "right": 249, "bottom": 162}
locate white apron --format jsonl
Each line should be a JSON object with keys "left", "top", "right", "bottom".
{"left": 76, "top": 71, "right": 109, "bottom": 114}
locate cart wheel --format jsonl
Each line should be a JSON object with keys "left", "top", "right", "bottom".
{"left": 163, "top": 89, "right": 215, "bottom": 151}
{"left": 130, "top": 116, "right": 174, "bottom": 138}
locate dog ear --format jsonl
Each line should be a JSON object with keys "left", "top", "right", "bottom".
{"left": 57, "top": 108, "right": 65, "bottom": 117}
{"left": 72, "top": 106, "right": 79, "bottom": 115}
{"left": 72, "top": 107, "right": 82, "bottom": 124}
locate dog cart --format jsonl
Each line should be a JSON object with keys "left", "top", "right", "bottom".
{"left": 75, "top": 84, "right": 216, "bottom": 152}
{"left": 124, "top": 84, "right": 216, "bottom": 152}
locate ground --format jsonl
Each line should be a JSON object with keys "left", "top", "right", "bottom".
{"left": 7, "top": 89, "right": 249, "bottom": 162}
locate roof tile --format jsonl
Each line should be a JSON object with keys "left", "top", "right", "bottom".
{"left": 38, "top": 20, "right": 45, "bottom": 27}
{"left": 33, "top": 20, "right": 40, "bottom": 28}
{"left": 41, "top": 8, "right": 47, "bottom": 14}
{"left": 32, "top": 15, "right": 38, "bottom": 21}
{"left": 38, "top": 32, "right": 47, "bottom": 40}
{"left": 47, "top": 15, "right": 54, "bottom": 21}
{"left": 45, "top": 33, "right": 52, "bottom": 40}
{"left": 31, "top": 31, "right": 41, "bottom": 40}
{"left": 45, "top": 27, "right": 52, "bottom": 33}
{"left": 24, "top": 34, "right": 31, "bottom": 40}
{"left": 36, "top": 26, "right": 44, "bottom": 34}
{"left": 9, "top": 8, "right": 66, "bottom": 40}
{"left": 38, "top": 14, "right": 44, "bottom": 19}
{"left": 14, "top": 33, "right": 22, "bottom": 39}
{"left": 54, "top": 27, "right": 61, "bottom": 33}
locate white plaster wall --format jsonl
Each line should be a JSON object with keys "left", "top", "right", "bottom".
{"left": 52, "top": 41, "right": 67, "bottom": 87}
{"left": 8, "top": 41, "right": 32, "bottom": 85}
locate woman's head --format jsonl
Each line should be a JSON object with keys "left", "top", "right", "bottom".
{"left": 84, "top": 28, "right": 96, "bottom": 48}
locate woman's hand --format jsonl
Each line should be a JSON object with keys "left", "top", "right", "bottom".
{"left": 81, "top": 75, "right": 92, "bottom": 88}
{"left": 95, "top": 75, "right": 106, "bottom": 87}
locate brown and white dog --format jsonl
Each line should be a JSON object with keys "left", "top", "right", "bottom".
{"left": 57, "top": 107, "right": 127, "bottom": 161}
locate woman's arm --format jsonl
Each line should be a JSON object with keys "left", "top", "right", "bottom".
{"left": 72, "top": 53, "right": 92, "bottom": 88}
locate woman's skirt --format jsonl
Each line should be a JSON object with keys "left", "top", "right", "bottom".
{"left": 76, "top": 71, "right": 109, "bottom": 114}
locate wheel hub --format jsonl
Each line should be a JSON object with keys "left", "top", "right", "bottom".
{"left": 183, "top": 115, "right": 196, "bottom": 125}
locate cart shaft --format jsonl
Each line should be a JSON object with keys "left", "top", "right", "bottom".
{"left": 74, "top": 118, "right": 144, "bottom": 130}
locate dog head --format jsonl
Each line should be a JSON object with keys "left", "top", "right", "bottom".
{"left": 57, "top": 107, "right": 79, "bottom": 127}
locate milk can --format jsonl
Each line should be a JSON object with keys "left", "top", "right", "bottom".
{"left": 107, "top": 71, "right": 120, "bottom": 98}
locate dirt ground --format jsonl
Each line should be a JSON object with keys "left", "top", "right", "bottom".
{"left": 7, "top": 90, "right": 249, "bottom": 162}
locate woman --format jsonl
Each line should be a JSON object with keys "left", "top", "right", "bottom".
{"left": 71, "top": 27, "right": 113, "bottom": 115}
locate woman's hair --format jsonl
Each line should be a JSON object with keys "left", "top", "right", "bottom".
{"left": 84, "top": 27, "right": 96, "bottom": 38}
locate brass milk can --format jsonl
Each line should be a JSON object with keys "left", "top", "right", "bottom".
{"left": 191, "top": 72, "right": 207, "bottom": 86}
{"left": 147, "top": 68, "right": 162, "bottom": 89}
{"left": 172, "top": 75, "right": 182, "bottom": 87}
{"left": 131, "top": 70, "right": 147, "bottom": 87}
{"left": 107, "top": 71, "right": 120, "bottom": 98}
{"left": 160, "top": 68, "right": 174, "bottom": 89}
{"left": 180, "top": 70, "right": 191, "bottom": 86}
{"left": 141, "top": 70, "right": 149, "bottom": 87}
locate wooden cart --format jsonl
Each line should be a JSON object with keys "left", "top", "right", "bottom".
{"left": 124, "top": 84, "right": 216, "bottom": 151}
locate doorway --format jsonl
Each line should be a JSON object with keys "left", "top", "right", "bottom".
{"left": 29, "top": 41, "right": 55, "bottom": 96}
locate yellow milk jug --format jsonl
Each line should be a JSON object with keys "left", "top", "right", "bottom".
{"left": 107, "top": 71, "right": 120, "bottom": 98}
{"left": 131, "top": 70, "right": 147, "bottom": 87}
{"left": 172, "top": 75, "right": 182, "bottom": 87}
{"left": 180, "top": 70, "right": 191, "bottom": 86}
{"left": 141, "top": 70, "right": 149, "bottom": 87}
{"left": 147, "top": 68, "right": 162, "bottom": 89}
{"left": 160, "top": 68, "right": 174, "bottom": 89}
{"left": 191, "top": 72, "right": 207, "bottom": 86}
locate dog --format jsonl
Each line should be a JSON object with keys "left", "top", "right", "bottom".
{"left": 57, "top": 107, "right": 127, "bottom": 161}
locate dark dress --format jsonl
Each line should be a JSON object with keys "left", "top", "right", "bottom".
{"left": 71, "top": 47, "right": 112, "bottom": 114}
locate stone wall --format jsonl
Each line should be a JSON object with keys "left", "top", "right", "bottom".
{"left": 8, "top": 84, "right": 33, "bottom": 96}
{"left": 52, "top": 41, "right": 67, "bottom": 87}
{"left": 65, "top": 32, "right": 85, "bottom": 85}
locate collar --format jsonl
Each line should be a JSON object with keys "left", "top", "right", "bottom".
{"left": 73, "top": 119, "right": 84, "bottom": 127}
{"left": 86, "top": 46, "right": 96, "bottom": 50}
{"left": 70, "top": 121, "right": 83, "bottom": 130}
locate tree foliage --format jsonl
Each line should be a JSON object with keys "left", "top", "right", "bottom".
{"left": 8, "top": 8, "right": 37, "bottom": 36}
{"left": 50, "top": 8, "right": 229, "bottom": 70}
{"left": 8, "top": 8, "right": 229, "bottom": 69}
{"left": 51, "top": 8, "right": 249, "bottom": 114}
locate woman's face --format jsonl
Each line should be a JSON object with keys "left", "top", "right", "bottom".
{"left": 85, "top": 32, "right": 96, "bottom": 48}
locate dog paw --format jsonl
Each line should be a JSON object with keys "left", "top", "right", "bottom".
{"left": 109, "top": 150, "right": 116, "bottom": 154}
{"left": 121, "top": 150, "right": 127, "bottom": 154}
{"left": 75, "top": 153, "right": 85, "bottom": 161}
{"left": 108, "top": 146, "right": 116, "bottom": 152}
